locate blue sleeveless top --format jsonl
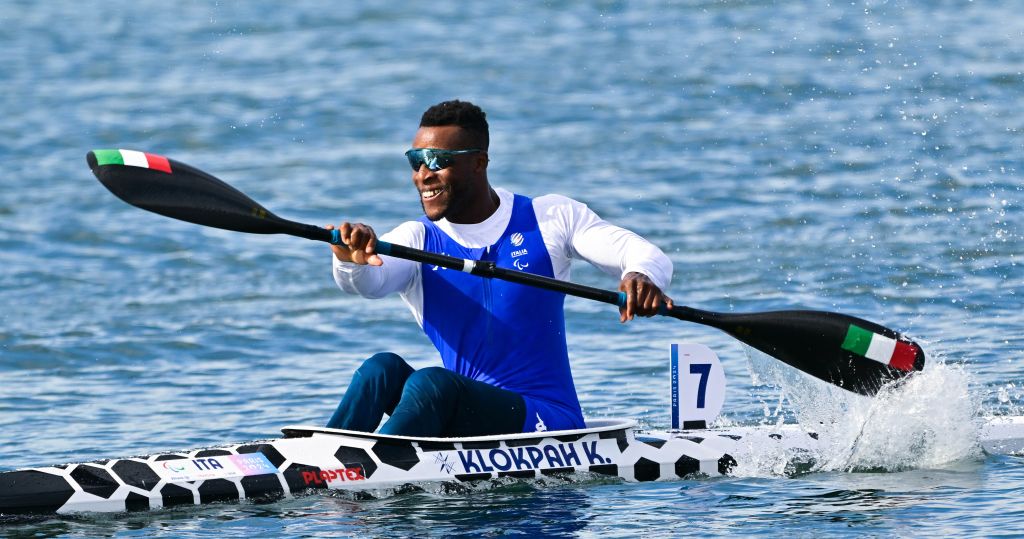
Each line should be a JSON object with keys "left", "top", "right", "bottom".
{"left": 418, "top": 194, "right": 585, "bottom": 432}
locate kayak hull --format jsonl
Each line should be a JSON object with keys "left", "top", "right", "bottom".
{"left": 0, "top": 419, "right": 742, "bottom": 515}
{"left": 2, "top": 417, "right": 1020, "bottom": 515}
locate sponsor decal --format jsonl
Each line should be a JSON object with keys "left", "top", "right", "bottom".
{"left": 510, "top": 232, "right": 524, "bottom": 247}
{"left": 301, "top": 467, "right": 366, "bottom": 486}
{"left": 437, "top": 440, "right": 614, "bottom": 475}
{"left": 153, "top": 453, "right": 277, "bottom": 482}
{"left": 228, "top": 453, "right": 278, "bottom": 475}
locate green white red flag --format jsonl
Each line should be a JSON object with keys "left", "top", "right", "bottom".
{"left": 841, "top": 324, "right": 918, "bottom": 371}
{"left": 93, "top": 149, "right": 172, "bottom": 174}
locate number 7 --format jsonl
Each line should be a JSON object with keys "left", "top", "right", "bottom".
{"left": 689, "top": 363, "right": 711, "bottom": 409}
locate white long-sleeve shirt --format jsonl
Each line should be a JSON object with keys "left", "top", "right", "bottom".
{"left": 333, "top": 188, "right": 673, "bottom": 327}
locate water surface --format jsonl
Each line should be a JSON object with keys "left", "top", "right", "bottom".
{"left": 1, "top": 0, "right": 1022, "bottom": 536}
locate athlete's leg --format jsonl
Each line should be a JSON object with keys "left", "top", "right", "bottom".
{"left": 326, "top": 352, "right": 415, "bottom": 431}
{"left": 379, "top": 367, "right": 526, "bottom": 437}
{"left": 443, "top": 375, "right": 529, "bottom": 437}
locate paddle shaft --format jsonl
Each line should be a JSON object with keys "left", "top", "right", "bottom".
{"left": 285, "top": 215, "right": 705, "bottom": 318}
{"left": 384, "top": 240, "right": 723, "bottom": 324}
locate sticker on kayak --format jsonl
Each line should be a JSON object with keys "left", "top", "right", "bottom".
{"left": 153, "top": 453, "right": 276, "bottom": 482}
{"left": 92, "top": 149, "right": 173, "bottom": 174}
{"left": 431, "top": 438, "right": 619, "bottom": 475}
{"left": 300, "top": 467, "right": 366, "bottom": 486}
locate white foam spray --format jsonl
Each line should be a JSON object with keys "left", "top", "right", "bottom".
{"left": 738, "top": 347, "right": 982, "bottom": 476}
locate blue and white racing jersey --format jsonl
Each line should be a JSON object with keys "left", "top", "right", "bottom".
{"left": 334, "top": 187, "right": 672, "bottom": 432}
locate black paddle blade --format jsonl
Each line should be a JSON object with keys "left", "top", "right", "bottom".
{"left": 671, "top": 307, "right": 925, "bottom": 396}
{"left": 87, "top": 149, "right": 285, "bottom": 234}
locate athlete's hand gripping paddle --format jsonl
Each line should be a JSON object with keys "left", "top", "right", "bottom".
{"left": 87, "top": 149, "right": 926, "bottom": 396}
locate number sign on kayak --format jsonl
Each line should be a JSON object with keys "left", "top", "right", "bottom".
{"left": 671, "top": 343, "right": 726, "bottom": 429}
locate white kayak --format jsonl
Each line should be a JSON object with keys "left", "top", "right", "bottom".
{"left": 2, "top": 415, "right": 1023, "bottom": 516}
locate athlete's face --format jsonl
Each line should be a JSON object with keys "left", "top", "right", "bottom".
{"left": 410, "top": 126, "right": 489, "bottom": 223}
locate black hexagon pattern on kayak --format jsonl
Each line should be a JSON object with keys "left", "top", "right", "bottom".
{"left": 632, "top": 457, "right": 660, "bottom": 481}
{"left": 195, "top": 449, "right": 232, "bottom": 458}
{"left": 70, "top": 464, "right": 119, "bottom": 499}
{"left": 0, "top": 470, "right": 76, "bottom": 514}
{"left": 160, "top": 483, "right": 194, "bottom": 508}
{"left": 125, "top": 492, "right": 150, "bottom": 512}
{"left": 282, "top": 463, "right": 322, "bottom": 493}
{"left": 198, "top": 479, "right": 239, "bottom": 504}
{"left": 240, "top": 474, "right": 285, "bottom": 502}
{"left": 111, "top": 460, "right": 161, "bottom": 490}
{"left": 371, "top": 440, "right": 418, "bottom": 471}
{"left": 718, "top": 454, "right": 738, "bottom": 474}
{"left": 675, "top": 455, "right": 700, "bottom": 477}
{"left": 334, "top": 447, "right": 377, "bottom": 478}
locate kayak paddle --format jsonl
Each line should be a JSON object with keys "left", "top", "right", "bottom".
{"left": 87, "top": 149, "right": 926, "bottom": 396}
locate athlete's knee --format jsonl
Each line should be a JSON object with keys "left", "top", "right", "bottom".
{"left": 404, "top": 366, "right": 459, "bottom": 396}
{"left": 356, "top": 352, "right": 410, "bottom": 380}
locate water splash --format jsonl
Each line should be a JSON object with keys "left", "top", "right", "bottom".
{"left": 742, "top": 347, "right": 982, "bottom": 475}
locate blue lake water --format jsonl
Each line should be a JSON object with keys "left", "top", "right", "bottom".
{"left": 1, "top": 0, "right": 1022, "bottom": 535}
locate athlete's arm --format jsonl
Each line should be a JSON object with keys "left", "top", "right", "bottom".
{"left": 535, "top": 194, "right": 673, "bottom": 322}
{"left": 330, "top": 221, "right": 422, "bottom": 299}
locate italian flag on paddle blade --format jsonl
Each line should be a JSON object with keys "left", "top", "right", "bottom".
{"left": 92, "top": 149, "right": 172, "bottom": 174}
{"left": 841, "top": 324, "right": 918, "bottom": 371}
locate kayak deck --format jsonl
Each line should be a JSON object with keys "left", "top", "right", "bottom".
{"left": 2, "top": 417, "right": 1022, "bottom": 515}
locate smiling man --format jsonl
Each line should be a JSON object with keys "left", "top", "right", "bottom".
{"left": 327, "top": 100, "right": 673, "bottom": 437}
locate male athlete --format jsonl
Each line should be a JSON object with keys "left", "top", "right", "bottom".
{"left": 327, "top": 100, "right": 673, "bottom": 437}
